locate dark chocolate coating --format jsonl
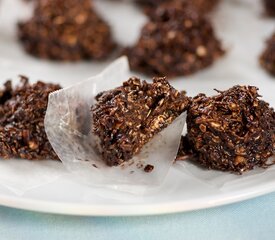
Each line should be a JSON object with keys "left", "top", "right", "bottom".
{"left": 263, "top": 0, "right": 275, "bottom": 17}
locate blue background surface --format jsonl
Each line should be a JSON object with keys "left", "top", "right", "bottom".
{"left": 0, "top": 192, "right": 274, "bottom": 240}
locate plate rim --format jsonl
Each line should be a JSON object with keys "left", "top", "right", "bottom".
{"left": 0, "top": 183, "right": 274, "bottom": 216}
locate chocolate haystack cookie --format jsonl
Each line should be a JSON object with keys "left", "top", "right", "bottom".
{"left": 92, "top": 77, "right": 190, "bottom": 166}
{"left": 0, "top": 76, "right": 61, "bottom": 160}
{"left": 185, "top": 85, "right": 275, "bottom": 173}
{"left": 263, "top": 0, "right": 275, "bottom": 17}
{"left": 260, "top": 33, "right": 275, "bottom": 76}
{"left": 136, "top": 0, "right": 219, "bottom": 15}
{"left": 125, "top": 1, "right": 224, "bottom": 78}
{"left": 18, "top": 0, "right": 115, "bottom": 61}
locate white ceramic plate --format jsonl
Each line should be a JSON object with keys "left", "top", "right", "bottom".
{"left": 0, "top": 0, "right": 274, "bottom": 216}
{"left": 0, "top": 163, "right": 275, "bottom": 216}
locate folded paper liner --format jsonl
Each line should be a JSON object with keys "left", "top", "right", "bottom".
{"left": 44, "top": 57, "right": 186, "bottom": 194}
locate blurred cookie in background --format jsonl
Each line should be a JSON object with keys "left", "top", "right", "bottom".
{"left": 263, "top": 0, "right": 275, "bottom": 17}
{"left": 125, "top": 1, "right": 225, "bottom": 78}
{"left": 18, "top": 0, "right": 116, "bottom": 61}
{"left": 136, "top": 0, "right": 220, "bottom": 16}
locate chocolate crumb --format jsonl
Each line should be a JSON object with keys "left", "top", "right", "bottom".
{"left": 186, "top": 85, "right": 275, "bottom": 173}
{"left": 92, "top": 163, "right": 98, "bottom": 168}
{"left": 18, "top": 0, "right": 116, "bottom": 61}
{"left": 125, "top": 1, "right": 225, "bottom": 78}
{"left": 144, "top": 164, "right": 154, "bottom": 172}
{"left": 0, "top": 76, "right": 61, "bottom": 160}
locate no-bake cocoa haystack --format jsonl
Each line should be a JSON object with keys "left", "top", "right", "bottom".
{"left": 185, "top": 85, "right": 275, "bottom": 173}
{"left": 126, "top": 1, "right": 225, "bottom": 78}
{"left": 260, "top": 32, "right": 275, "bottom": 76}
{"left": 0, "top": 76, "right": 61, "bottom": 160}
{"left": 92, "top": 77, "right": 190, "bottom": 167}
{"left": 136, "top": 0, "right": 220, "bottom": 15}
{"left": 18, "top": 0, "right": 115, "bottom": 61}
